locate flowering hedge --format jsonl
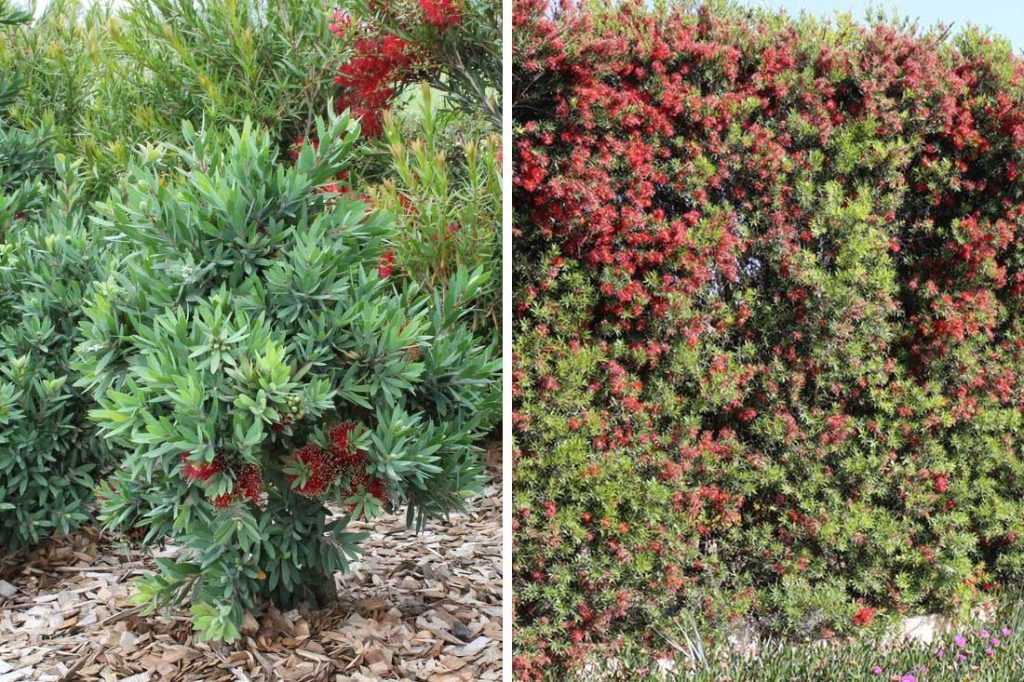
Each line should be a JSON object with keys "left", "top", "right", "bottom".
{"left": 513, "top": 0, "right": 1024, "bottom": 676}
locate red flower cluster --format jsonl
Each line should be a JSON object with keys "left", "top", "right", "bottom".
{"left": 288, "top": 444, "right": 339, "bottom": 497}
{"left": 211, "top": 493, "right": 235, "bottom": 509}
{"left": 329, "top": 9, "right": 351, "bottom": 38}
{"left": 180, "top": 452, "right": 224, "bottom": 482}
{"left": 419, "top": 0, "right": 462, "bottom": 30}
{"left": 237, "top": 464, "right": 263, "bottom": 502}
{"left": 334, "top": 36, "right": 410, "bottom": 138}
{"left": 286, "top": 424, "right": 386, "bottom": 504}
{"left": 378, "top": 251, "right": 396, "bottom": 279}
{"left": 330, "top": 422, "right": 363, "bottom": 468}
{"left": 852, "top": 606, "right": 877, "bottom": 627}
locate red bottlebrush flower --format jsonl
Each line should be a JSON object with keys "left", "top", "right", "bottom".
{"left": 345, "top": 469, "right": 387, "bottom": 504}
{"left": 288, "top": 444, "right": 339, "bottom": 498}
{"left": 238, "top": 464, "right": 263, "bottom": 503}
{"left": 181, "top": 452, "right": 225, "bottom": 482}
{"left": 380, "top": 35, "right": 408, "bottom": 61}
{"left": 852, "top": 606, "right": 876, "bottom": 627}
{"left": 212, "top": 493, "right": 235, "bottom": 508}
{"left": 330, "top": 422, "right": 352, "bottom": 454}
{"left": 328, "top": 9, "right": 351, "bottom": 38}
{"left": 378, "top": 251, "right": 396, "bottom": 278}
{"left": 329, "top": 423, "right": 365, "bottom": 469}
{"left": 934, "top": 473, "right": 950, "bottom": 494}
{"left": 419, "top": 0, "right": 462, "bottom": 30}
{"left": 366, "top": 477, "right": 388, "bottom": 503}
{"left": 333, "top": 36, "right": 410, "bottom": 139}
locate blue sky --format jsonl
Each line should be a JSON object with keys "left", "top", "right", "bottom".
{"left": 741, "top": 1, "right": 1024, "bottom": 50}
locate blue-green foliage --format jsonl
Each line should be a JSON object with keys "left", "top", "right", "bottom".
{"left": 74, "top": 112, "right": 499, "bottom": 641}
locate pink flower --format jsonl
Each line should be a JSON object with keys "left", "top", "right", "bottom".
{"left": 871, "top": 666, "right": 883, "bottom": 675}
{"left": 955, "top": 634, "right": 967, "bottom": 647}
{"left": 1003, "top": 627, "right": 1012, "bottom": 637}
{"left": 900, "top": 675, "right": 916, "bottom": 682}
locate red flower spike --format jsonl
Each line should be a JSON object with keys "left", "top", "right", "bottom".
{"left": 287, "top": 444, "right": 340, "bottom": 498}
{"left": 180, "top": 452, "right": 225, "bottom": 482}
{"left": 378, "top": 251, "right": 396, "bottom": 279}
{"left": 329, "top": 10, "right": 351, "bottom": 38}
{"left": 419, "top": 0, "right": 462, "bottom": 30}
{"left": 329, "top": 422, "right": 353, "bottom": 455}
{"left": 852, "top": 606, "right": 876, "bottom": 627}
{"left": 212, "top": 493, "right": 235, "bottom": 509}
{"left": 238, "top": 464, "right": 263, "bottom": 503}
{"left": 367, "top": 478, "right": 388, "bottom": 503}
{"left": 332, "top": 36, "right": 411, "bottom": 139}
{"left": 329, "top": 423, "right": 365, "bottom": 469}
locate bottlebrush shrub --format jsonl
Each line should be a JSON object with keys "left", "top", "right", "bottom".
{"left": 0, "top": 2, "right": 51, "bottom": 226}
{"left": 75, "top": 112, "right": 499, "bottom": 642}
{"left": 372, "top": 85, "right": 502, "bottom": 333}
{"left": 514, "top": 0, "right": 1024, "bottom": 676}
{"left": 329, "top": 0, "right": 501, "bottom": 135}
{"left": 0, "top": 158, "right": 112, "bottom": 550}
{"left": 0, "top": 0, "right": 28, "bottom": 105}
{"left": 0, "top": 0, "right": 343, "bottom": 201}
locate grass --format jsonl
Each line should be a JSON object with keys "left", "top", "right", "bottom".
{"left": 578, "top": 596, "right": 1024, "bottom": 681}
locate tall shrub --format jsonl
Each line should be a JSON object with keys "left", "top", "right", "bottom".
{"left": 0, "top": 0, "right": 341, "bottom": 198}
{"left": 0, "top": 0, "right": 51, "bottom": 225}
{"left": 0, "top": 158, "right": 112, "bottom": 550}
{"left": 373, "top": 85, "right": 503, "bottom": 334}
{"left": 513, "top": 0, "right": 1024, "bottom": 676}
{"left": 0, "top": 0, "right": 111, "bottom": 551}
{"left": 76, "top": 112, "right": 499, "bottom": 641}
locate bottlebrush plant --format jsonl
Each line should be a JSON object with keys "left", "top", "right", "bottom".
{"left": 0, "top": 0, "right": 345, "bottom": 201}
{"left": 76, "top": 112, "right": 499, "bottom": 642}
{"left": 0, "top": 157, "right": 112, "bottom": 550}
{"left": 514, "top": 0, "right": 1024, "bottom": 677}
{"left": 0, "top": 0, "right": 51, "bottom": 228}
{"left": 372, "top": 85, "right": 502, "bottom": 332}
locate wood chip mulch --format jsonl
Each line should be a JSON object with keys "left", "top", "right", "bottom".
{"left": 0, "top": 480, "right": 501, "bottom": 682}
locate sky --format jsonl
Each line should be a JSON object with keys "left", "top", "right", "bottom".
{"left": 10, "top": 0, "right": 1024, "bottom": 51}
{"left": 743, "top": 0, "right": 1024, "bottom": 51}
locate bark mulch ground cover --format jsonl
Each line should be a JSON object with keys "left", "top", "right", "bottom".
{"left": 0, "top": 477, "right": 501, "bottom": 682}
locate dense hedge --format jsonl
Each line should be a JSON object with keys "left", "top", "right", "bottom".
{"left": 513, "top": 0, "right": 1024, "bottom": 676}
{"left": 0, "top": 161, "right": 113, "bottom": 550}
{"left": 0, "top": 0, "right": 113, "bottom": 550}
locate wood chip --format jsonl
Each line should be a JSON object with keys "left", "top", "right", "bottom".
{"left": 0, "top": 442, "right": 501, "bottom": 682}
